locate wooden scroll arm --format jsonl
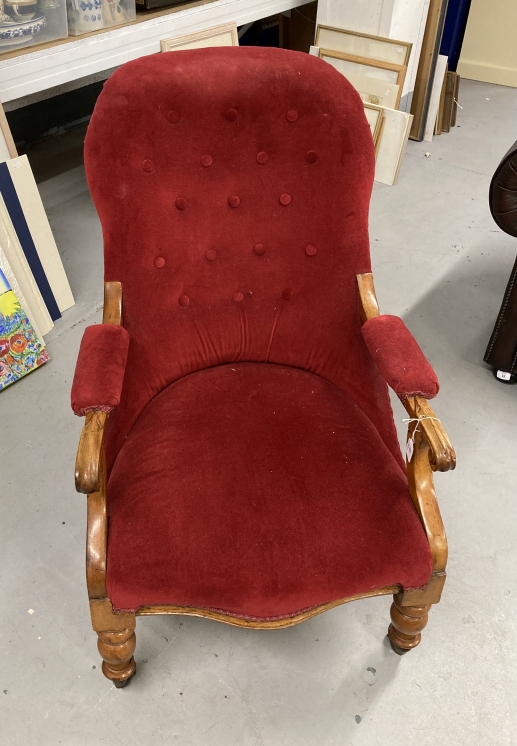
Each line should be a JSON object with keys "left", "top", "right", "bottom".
{"left": 74, "top": 281, "right": 122, "bottom": 495}
{"left": 74, "top": 282, "right": 122, "bottom": 599}
{"left": 357, "top": 272, "right": 456, "bottom": 473}
{"left": 75, "top": 410, "right": 108, "bottom": 494}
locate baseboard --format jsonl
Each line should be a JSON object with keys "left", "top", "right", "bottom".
{"left": 457, "top": 59, "right": 517, "bottom": 87}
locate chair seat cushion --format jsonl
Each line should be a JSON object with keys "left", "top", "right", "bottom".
{"left": 106, "top": 363, "right": 432, "bottom": 618}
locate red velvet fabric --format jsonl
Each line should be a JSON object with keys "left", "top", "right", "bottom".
{"left": 71, "top": 324, "right": 129, "bottom": 415}
{"left": 106, "top": 363, "right": 432, "bottom": 616}
{"left": 361, "top": 315, "right": 439, "bottom": 400}
{"left": 84, "top": 47, "right": 405, "bottom": 475}
{"left": 77, "top": 48, "right": 436, "bottom": 618}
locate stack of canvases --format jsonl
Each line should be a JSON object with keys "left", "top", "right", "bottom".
{"left": 310, "top": 26, "right": 414, "bottom": 186}
{"left": 0, "top": 106, "right": 74, "bottom": 391}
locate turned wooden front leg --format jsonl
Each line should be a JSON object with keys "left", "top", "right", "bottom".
{"left": 90, "top": 599, "right": 136, "bottom": 688}
{"left": 388, "top": 596, "right": 431, "bottom": 654}
{"left": 97, "top": 628, "right": 136, "bottom": 687}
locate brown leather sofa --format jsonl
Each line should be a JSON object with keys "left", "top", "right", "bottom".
{"left": 484, "top": 141, "right": 517, "bottom": 384}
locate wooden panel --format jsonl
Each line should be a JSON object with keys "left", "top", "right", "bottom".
{"left": 409, "top": 0, "right": 446, "bottom": 141}
{"left": 102, "top": 281, "right": 122, "bottom": 325}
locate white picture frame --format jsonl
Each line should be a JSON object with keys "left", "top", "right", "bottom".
{"left": 374, "top": 107, "right": 413, "bottom": 186}
{"left": 1, "top": 103, "right": 17, "bottom": 164}
{"left": 6, "top": 155, "right": 74, "bottom": 313}
{"left": 424, "top": 54, "right": 448, "bottom": 142}
{"left": 160, "top": 22, "right": 239, "bottom": 53}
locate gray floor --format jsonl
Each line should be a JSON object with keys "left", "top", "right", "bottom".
{"left": 1, "top": 79, "right": 516, "bottom": 745}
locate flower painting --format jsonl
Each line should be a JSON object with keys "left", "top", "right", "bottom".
{"left": 0, "top": 268, "right": 49, "bottom": 391}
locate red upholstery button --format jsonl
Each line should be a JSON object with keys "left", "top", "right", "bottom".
{"left": 178, "top": 295, "right": 190, "bottom": 307}
{"left": 232, "top": 291, "right": 244, "bottom": 302}
{"left": 282, "top": 289, "right": 294, "bottom": 300}
{"left": 280, "top": 193, "right": 292, "bottom": 206}
{"left": 226, "top": 108, "right": 238, "bottom": 122}
{"left": 154, "top": 256, "right": 165, "bottom": 268}
{"left": 306, "top": 150, "right": 318, "bottom": 163}
{"left": 286, "top": 109, "right": 298, "bottom": 122}
{"left": 201, "top": 155, "right": 213, "bottom": 167}
{"left": 205, "top": 249, "right": 217, "bottom": 261}
{"left": 175, "top": 198, "right": 187, "bottom": 210}
{"left": 256, "top": 152, "right": 268, "bottom": 164}
{"left": 143, "top": 159, "right": 154, "bottom": 172}
{"left": 254, "top": 243, "right": 266, "bottom": 255}
{"left": 228, "top": 195, "right": 240, "bottom": 208}
{"left": 305, "top": 244, "right": 318, "bottom": 256}
{"left": 167, "top": 110, "right": 181, "bottom": 123}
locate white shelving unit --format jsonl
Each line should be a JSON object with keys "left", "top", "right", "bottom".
{"left": 0, "top": 0, "right": 312, "bottom": 104}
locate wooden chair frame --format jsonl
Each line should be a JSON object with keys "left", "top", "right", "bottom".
{"left": 75, "top": 275, "right": 456, "bottom": 687}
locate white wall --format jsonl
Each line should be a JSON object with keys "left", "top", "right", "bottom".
{"left": 458, "top": 0, "right": 517, "bottom": 87}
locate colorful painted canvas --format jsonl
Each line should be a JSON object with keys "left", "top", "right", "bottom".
{"left": 0, "top": 268, "right": 49, "bottom": 391}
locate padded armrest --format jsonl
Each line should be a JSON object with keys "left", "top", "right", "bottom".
{"left": 361, "top": 315, "right": 439, "bottom": 400}
{"left": 71, "top": 324, "right": 129, "bottom": 416}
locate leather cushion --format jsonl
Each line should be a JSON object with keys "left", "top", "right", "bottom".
{"left": 490, "top": 140, "right": 517, "bottom": 237}
{"left": 106, "top": 363, "right": 432, "bottom": 618}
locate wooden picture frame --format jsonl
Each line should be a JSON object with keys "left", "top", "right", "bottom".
{"left": 409, "top": 0, "right": 448, "bottom": 141}
{"left": 364, "top": 102, "right": 384, "bottom": 148}
{"left": 160, "top": 21, "right": 239, "bottom": 53}
{"left": 319, "top": 48, "right": 407, "bottom": 102}
{"left": 320, "top": 55, "right": 401, "bottom": 109}
{"left": 316, "top": 24, "right": 412, "bottom": 67}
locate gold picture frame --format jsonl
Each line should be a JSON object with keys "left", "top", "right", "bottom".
{"left": 319, "top": 54, "right": 401, "bottom": 109}
{"left": 316, "top": 25, "right": 412, "bottom": 67}
{"left": 160, "top": 22, "right": 239, "bottom": 53}
{"left": 364, "top": 102, "right": 384, "bottom": 149}
{"left": 319, "top": 48, "right": 407, "bottom": 102}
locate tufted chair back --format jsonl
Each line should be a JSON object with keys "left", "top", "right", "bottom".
{"left": 84, "top": 47, "right": 401, "bottom": 471}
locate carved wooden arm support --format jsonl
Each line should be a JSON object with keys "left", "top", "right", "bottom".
{"left": 357, "top": 272, "right": 456, "bottom": 472}
{"left": 74, "top": 282, "right": 122, "bottom": 599}
{"left": 75, "top": 410, "right": 108, "bottom": 494}
{"left": 402, "top": 396, "right": 455, "bottom": 472}
{"left": 357, "top": 272, "right": 453, "bottom": 580}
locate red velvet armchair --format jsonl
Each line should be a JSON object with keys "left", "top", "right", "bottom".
{"left": 72, "top": 47, "right": 455, "bottom": 688}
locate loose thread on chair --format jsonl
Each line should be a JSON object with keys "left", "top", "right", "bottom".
{"left": 402, "top": 416, "right": 441, "bottom": 462}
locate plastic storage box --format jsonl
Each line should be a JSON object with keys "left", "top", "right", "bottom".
{"left": 66, "top": 0, "right": 135, "bottom": 36}
{"left": 0, "top": 0, "right": 68, "bottom": 52}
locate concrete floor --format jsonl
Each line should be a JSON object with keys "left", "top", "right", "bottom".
{"left": 1, "top": 78, "right": 516, "bottom": 745}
